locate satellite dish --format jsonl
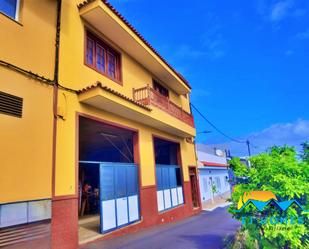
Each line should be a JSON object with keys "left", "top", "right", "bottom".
{"left": 215, "top": 149, "right": 224, "bottom": 157}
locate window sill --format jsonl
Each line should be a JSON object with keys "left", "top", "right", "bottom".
{"left": 0, "top": 12, "right": 22, "bottom": 26}
{"left": 158, "top": 203, "right": 185, "bottom": 214}
{"left": 84, "top": 63, "right": 123, "bottom": 86}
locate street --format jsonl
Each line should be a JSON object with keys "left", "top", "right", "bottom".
{"left": 81, "top": 207, "right": 240, "bottom": 249}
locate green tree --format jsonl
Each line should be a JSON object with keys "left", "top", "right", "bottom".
{"left": 229, "top": 145, "right": 309, "bottom": 249}
{"left": 301, "top": 141, "right": 309, "bottom": 163}
{"left": 229, "top": 157, "right": 248, "bottom": 177}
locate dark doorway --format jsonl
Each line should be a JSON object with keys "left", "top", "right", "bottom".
{"left": 153, "top": 137, "right": 179, "bottom": 165}
{"left": 79, "top": 116, "right": 136, "bottom": 217}
{"left": 78, "top": 116, "right": 139, "bottom": 242}
{"left": 79, "top": 116, "right": 135, "bottom": 163}
{"left": 79, "top": 163, "right": 100, "bottom": 217}
{"left": 189, "top": 167, "right": 200, "bottom": 208}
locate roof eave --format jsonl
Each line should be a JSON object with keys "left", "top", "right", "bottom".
{"left": 78, "top": 0, "right": 192, "bottom": 93}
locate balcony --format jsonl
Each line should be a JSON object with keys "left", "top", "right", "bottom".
{"left": 78, "top": 82, "right": 196, "bottom": 138}
{"left": 133, "top": 86, "right": 194, "bottom": 127}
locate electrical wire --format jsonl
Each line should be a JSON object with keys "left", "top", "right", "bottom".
{"left": 250, "top": 142, "right": 260, "bottom": 149}
{"left": 190, "top": 103, "right": 247, "bottom": 144}
{"left": 101, "top": 134, "right": 132, "bottom": 162}
{"left": 121, "top": 136, "right": 134, "bottom": 158}
{"left": 0, "top": 60, "right": 77, "bottom": 93}
{"left": 0, "top": 60, "right": 54, "bottom": 85}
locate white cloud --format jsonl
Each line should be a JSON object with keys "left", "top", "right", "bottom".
{"left": 256, "top": 0, "right": 306, "bottom": 24}
{"left": 199, "top": 119, "right": 309, "bottom": 157}
{"left": 270, "top": 0, "right": 294, "bottom": 22}
{"left": 190, "top": 89, "right": 211, "bottom": 101}
{"left": 295, "top": 29, "right": 309, "bottom": 39}
{"left": 175, "top": 45, "right": 207, "bottom": 59}
{"left": 174, "top": 40, "right": 226, "bottom": 61}
{"left": 291, "top": 8, "right": 307, "bottom": 18}
{"left": 284, "top": 50, "right": 294, "bottom": 56}
{"left": 201, "top": 23, "right": 227, "bottom": 60}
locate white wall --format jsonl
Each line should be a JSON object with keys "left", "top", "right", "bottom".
{"left": 197, "top": 151, "right": 227, "bottom": 165}
{"left": 198, "top": 168, "right": 230, "bottom": 202}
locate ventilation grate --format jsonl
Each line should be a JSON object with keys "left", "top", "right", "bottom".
{"left": 0, "top": 91, "right": 23, "bottom": 118}
{"left": 0, "top": 221, "right": 50, "bottom": 248}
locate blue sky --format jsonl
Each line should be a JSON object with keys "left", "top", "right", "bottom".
{"left": 109, "top": 0, "right": 309, "bottom": 156}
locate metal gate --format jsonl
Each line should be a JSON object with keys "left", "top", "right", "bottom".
{"left": 156, "top": 164, "right": 184, "bottom": 212}
{"left": 99, "top": 162, "right": 140, "bottom": 233}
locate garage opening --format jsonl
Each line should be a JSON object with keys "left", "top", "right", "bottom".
{"left": 78, "top": 116, "right": 139, "bottom": 243}
{"left": 154, "top": 137, "right": 184, "bottom": 212}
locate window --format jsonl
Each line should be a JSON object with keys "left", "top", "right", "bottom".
{"left": 0, "top": 0, "right": 19, "bottom": 20}
{"left": 107, "top": 52, "right": 116, "bottom": 78}
{"left": 175, "top": 168, "right": 182, "bottom": 186}
{"left": 85, "top": 31, "right": 121, "bottom": 82}
{"left": 225, "top": 176, "right": 229, "bottom": 187}
{"left": 0, "top": 200, "right": 51, "bottom": 228}
{"left": 86, "top": 37, "right": 94, "bottom": 65}
{"left": 203, "top": 177, "right": 208, "bottom": 193}
{"left": 215, "top": 177, "right": 221, "bottom": 191}
{"left": 153, "top": 80, "right": 169, "bottom": 98}
{"left": 96, "top": 45, "right": 105, "bottom": 73}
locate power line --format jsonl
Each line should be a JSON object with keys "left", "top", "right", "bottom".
{"left": 190, "top": 103, "right": 259, "bottom": 157}
{"left": 0, "top": 59, "right": 77, "bottom": 93}
{"left": 190, "top": 103, "right": 246, "bottom": 144}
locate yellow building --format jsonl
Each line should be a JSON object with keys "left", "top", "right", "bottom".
{"left": 0, "top": 1, "right": 201, "bottom": 248}
{"left": 0, "top": 0, "right": 57, "bottom": 248}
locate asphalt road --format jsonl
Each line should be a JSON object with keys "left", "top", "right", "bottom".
{"left": 81, "top": 207, "right": 240, "bottom": 249}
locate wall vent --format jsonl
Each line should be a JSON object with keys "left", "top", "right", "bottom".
{"left": 0, "top": 91, "right": 23, "bottom": 118}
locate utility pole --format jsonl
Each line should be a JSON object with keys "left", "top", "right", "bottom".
{"left": 246, "top": 140, "right": 251, "bottom": 157}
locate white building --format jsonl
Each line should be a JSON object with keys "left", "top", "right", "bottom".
{"left": 197, "top": 147, "right": 231, "bottom": 208}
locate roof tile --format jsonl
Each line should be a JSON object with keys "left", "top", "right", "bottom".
{"left": 77, "top": 82, "right": 152, "bottom": 111}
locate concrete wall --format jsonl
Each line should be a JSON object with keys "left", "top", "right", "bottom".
{"left": 0, "top": 0, "right": 56, "bottom": 203}
{"left": 199, "top": 168, "right": 230, "bottom": 202}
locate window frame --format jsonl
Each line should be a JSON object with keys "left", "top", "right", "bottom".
{"left": 84, "top": 30, "right": 122, "bottom": 85}
{"left": 0, "top": 0, "right": 20, "bottom": 21}
{"left": 153, "top": 80, "right": 169, "bottom": 98}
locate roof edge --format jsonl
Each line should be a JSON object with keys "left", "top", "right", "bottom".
{"left": 200, "top": 161, "right": 228, "bottom": 167}
{"left": 77, "top": 82, "right": 152, "bottom": 111}
{"left": 77, "top": 0, "right": 192, "bottom": 90}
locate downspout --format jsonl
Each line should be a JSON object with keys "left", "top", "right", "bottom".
{"left": 52, "top": 0, "right": 62, "bottom": 198}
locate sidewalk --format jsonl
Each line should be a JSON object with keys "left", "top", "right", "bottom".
{"left": 202, "top": 192, "right": 231, "bottom": 211}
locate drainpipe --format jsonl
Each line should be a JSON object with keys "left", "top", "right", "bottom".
{"left": 52, "top": 0, "right": 62, "bottom": 198}
{"left": 193, "top": 137, "right": 198, "bottom": 166}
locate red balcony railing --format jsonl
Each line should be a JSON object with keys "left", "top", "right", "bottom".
{"left": 133, "top": 85, "right": 195, "bottom": 127}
